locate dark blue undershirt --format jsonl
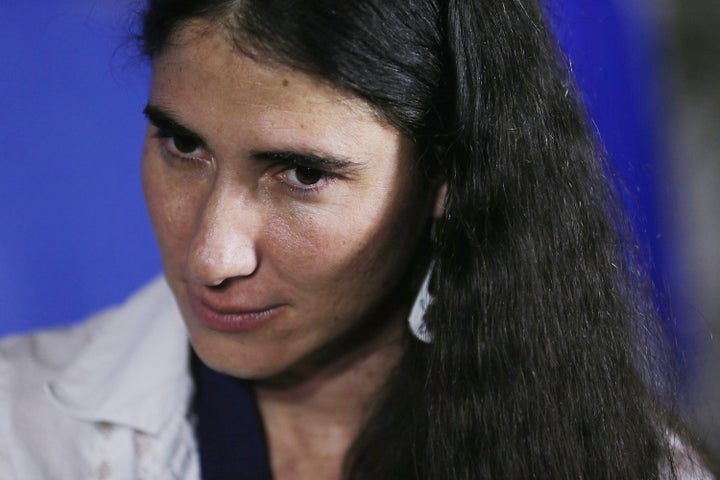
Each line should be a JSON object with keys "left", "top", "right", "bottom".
{"left": 192, "top": 350, "right": 273, "bottom": 480}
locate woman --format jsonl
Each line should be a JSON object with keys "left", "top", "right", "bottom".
{"left": 0, "top": 0, "right": 713, "bottom": 478}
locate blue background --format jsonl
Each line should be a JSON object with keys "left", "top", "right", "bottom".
{"left": 1, "top": 0, "right": 158, "bottom": 333}
{"left": 0, "top": 0, "right": 688, "bottom": 373}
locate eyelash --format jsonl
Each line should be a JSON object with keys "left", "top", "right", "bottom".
{"left": 152, "top": 129, "right": 335, "bottom": 196}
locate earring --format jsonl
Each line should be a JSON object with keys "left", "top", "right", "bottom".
{"left": 408, "top": 265, "right": 433, "bottom": 343}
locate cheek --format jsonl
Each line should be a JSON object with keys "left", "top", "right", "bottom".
{"left": 266, "top": 190, "right": 415, "bottom": 299}
{"left": 141, "top": 152, "right": 200, "bottom": 270}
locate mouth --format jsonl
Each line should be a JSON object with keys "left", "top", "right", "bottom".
{"left": 187, "top": 292, "right": 286, "bottom": 333}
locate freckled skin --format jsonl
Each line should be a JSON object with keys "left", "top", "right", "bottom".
{"left": 141, "top": 23, "right": 436, "bottom": 380}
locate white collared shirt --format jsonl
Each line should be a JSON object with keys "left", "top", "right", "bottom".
{"left": 0, "top": 277, "right": 200, "bottom": 479}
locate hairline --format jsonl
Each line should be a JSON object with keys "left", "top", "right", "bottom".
{"left": 148, "top": 16, "right": 406, "bottom": 140}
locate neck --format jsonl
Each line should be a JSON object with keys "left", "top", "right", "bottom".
{"left": 254, "top": 316, "right": 405, "bottom": 480}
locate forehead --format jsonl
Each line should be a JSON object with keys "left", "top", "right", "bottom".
{"left": 150, "top": 21, "right": 385, "bottom": 135}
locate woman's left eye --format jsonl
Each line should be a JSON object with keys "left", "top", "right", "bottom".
{"left": 280, "top": 165, "right": 331, "bottom": 192}
{"left": 288, "top": 166, "right": 325, "bottom": 185}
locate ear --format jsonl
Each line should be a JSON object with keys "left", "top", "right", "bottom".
{"left": 432, "top": 182, "right": 447, "bottom": 219}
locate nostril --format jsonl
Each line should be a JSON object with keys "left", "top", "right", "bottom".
{"left": 207, "top": 278, "right": 230, "bottom": 290}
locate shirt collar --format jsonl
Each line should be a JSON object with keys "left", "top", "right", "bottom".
{"left": 45, "top": 276, "right": 192, "bottom": 435}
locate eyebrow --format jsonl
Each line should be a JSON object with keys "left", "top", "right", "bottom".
{"left": 249, "top": 150, "right": 359, "bottom": 173}
{"left": 143, "top": 104, "right": 207, "bottom": 147}
{"left": 143, "top": 103, "right": 362, "bottom": 173}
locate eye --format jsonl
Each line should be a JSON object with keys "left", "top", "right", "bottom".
{"left": 154, "top": 130, "right": 211, "bottom": 166}
{"left": 170, "top": 135, "right": 203, "bottom": 155}
{"left": 255, "top": 151, "right": 345, "bottom": 195}
{"left": 277, "top": 163, "right": 334, "bottom": 194}
{"left": 287, "top": 165, "right": 326, "bottom": 186}
{"left": 162, "top": 134, "right": 205, "bottom": 158}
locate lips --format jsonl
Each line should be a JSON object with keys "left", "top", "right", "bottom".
{"left": 187, "top": 291, "right": 285, "bottom": 332}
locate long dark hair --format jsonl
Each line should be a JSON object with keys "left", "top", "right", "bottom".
{"left": 140, "top": 0, "right": 686, "bottom": 477}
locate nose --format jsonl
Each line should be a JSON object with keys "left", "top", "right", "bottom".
{"left": 186, "top": 184, "right": 260, "bottom": 287}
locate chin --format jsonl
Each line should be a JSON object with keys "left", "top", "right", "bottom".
{"left": 187, "top": 326, "right": 302, "bottom": 380}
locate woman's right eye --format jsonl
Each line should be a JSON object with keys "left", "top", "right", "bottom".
{"left": 155, "top": 132, "right": 210, "bottom": 164}
{"left": 169, "top": 135, "right": 202, "bottom": 155}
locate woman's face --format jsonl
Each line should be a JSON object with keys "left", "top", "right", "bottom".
{"left": 142, "top": 23, "right": 435, "bottom": 379}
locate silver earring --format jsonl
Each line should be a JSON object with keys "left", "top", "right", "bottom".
{"left": 408, "top": 265, "right": 433, "bottom": 343}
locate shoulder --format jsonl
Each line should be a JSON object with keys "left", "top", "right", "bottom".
{"left": 0, "top": 306, "right": 113, "bottom": 383}
{"left": 0, "top": 276, "right": 172, "bottom": 386}
{"left": 0, "top": 276, "right": 193, "bottom": 478}
{"left": 0, "top": 315, "right": 103, "bottom": 477}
